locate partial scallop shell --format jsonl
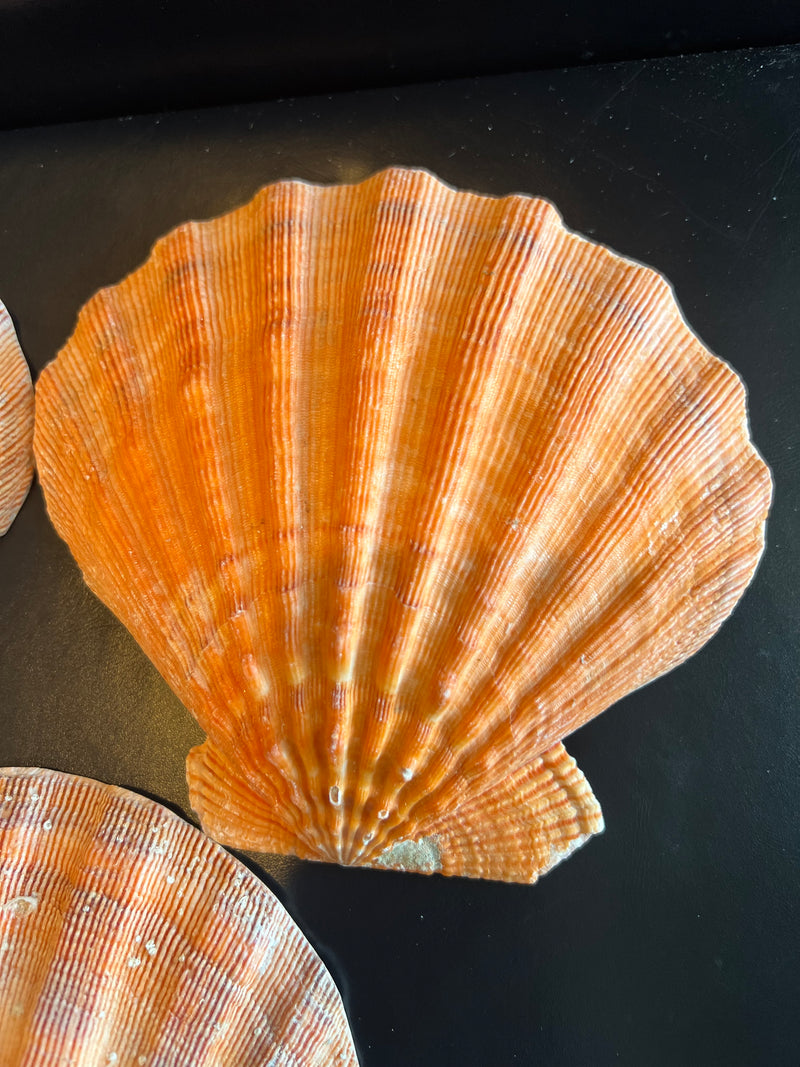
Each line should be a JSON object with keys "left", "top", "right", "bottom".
{"left": 33, "top": 167, "right": 771, "bottom": 883}
{"left": 0, "top": 767, "right": 359, "bottom": 1065}
{"left": 0, "top": 300, "right": 34, "bottom": 535}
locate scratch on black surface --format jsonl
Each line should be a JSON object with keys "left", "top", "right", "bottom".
{"left": 740, "top": 134, "right": 800, "bottom": 253}
{"left": 657, "top": 105, "right": 741, "bottom": 150}
{"left": 583, "top": 148, "right": 739, "bottom": 244}
{"left": 587, "top": 63, "right": 646, "bottom": 126}
{"left": 751, "top": 127, "right": 800, "bottom": 175}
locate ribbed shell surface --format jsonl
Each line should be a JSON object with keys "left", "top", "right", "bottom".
{"left": 33, "top": 167, "right": 771, "bottom": 882}
{"left": 0, "top": 300, "right": 34, "bottom": 536}
{"left": 0, "top": 768, "right": 359, "bottom": 1066}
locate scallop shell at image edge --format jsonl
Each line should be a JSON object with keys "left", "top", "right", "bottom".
{"left": 0, "top": 768, "right": 359, "bottom": 1066}
{"left": 0, "top": 300, "right": 34, "bottom": 535}
{"left": 33, "top": 167, "right": 772, "bottom": 884}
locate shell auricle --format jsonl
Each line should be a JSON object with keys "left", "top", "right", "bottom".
{"left": 33, "top": 167, "right": 771, "bottom": 884}
{"left": 0, "top": 767, "right": 359, "bottom": 1065}
{"left": 0, "top": 300, "right": 34, "bottom": 535}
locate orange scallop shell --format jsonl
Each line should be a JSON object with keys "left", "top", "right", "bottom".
{"left": 33, "top": 167, "right": 771, "bottom": 883}
{"left": 0, "top": 767, "right": 359, "bottom": 1065}
{"left": 0, "top": 300, "right": 34, "bottom": 535}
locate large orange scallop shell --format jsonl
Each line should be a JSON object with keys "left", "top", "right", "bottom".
{"left": 33, "top": 167, "right": 771, "bottom": 883}
{"left": 0, "top": 767, "right": 359, "bottom": 1065}
{"left": 0, "top": 300, "right": 34, "bottom": 535}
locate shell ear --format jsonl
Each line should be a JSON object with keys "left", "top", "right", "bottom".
{"left": 187, "top": 740, "right": 311, "bottom": 856}
{"left": 370, "top": 743, "right": 603, "bottom": 883}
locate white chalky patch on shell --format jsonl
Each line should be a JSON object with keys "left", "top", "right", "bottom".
{"left": 145, "top": 939, "right": 157, "bottom": 956}
{"left": 375, "top": 836, "right": 441, "bottom": 874}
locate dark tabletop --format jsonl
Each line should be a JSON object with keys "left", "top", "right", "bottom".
{"left": 0, "top": 44, "right": 797, "bottom": 1066}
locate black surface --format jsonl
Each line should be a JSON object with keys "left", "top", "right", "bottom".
{"left": 1, "top": 0, "right": 800, "bottom": 130}
{"left": 1, "top": 44, "right": 798, "bottom": 1065}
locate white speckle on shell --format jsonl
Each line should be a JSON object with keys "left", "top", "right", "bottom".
{"left": 1, "top": 895, "right": 38, "bottom": 916}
